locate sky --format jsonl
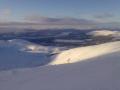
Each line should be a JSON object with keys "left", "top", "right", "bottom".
{"left": 0, "top": 0, "right": 120, "bottom": 30}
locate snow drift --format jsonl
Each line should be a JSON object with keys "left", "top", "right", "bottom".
{"left": 50, "top": 41, "right": 120, "bottom": 65}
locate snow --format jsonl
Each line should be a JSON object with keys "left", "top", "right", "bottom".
{"left": 50, "top": 41, "right": 120, "bottom": 65}
{"left": 0, "top": 41, "right": 120, "bottom": 90}
{"left": 7, "top": 39, "right": 63, "bottom": 53}
{"left": 0, "top": 39, "right": 64, "bottom": 54}
{"left": 87, "top": 30, "right": 120, "bottom": 37}
{"left": 0, "top": 39, "right": 64, "bottom": 71}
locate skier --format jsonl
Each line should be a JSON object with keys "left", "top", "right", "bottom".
{"left": 67, "top": 58, "right": 70, "bottom": 63}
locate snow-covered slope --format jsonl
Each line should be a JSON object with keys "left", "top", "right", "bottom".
{"left": 0, "top": 41, "right": 120, "bottom": 90}
{"left": 50, "top": 41, "right": 120, "bottom": 65}
{"left": 0, "top": 39, "right": 48, "bottom": 53}
{"left": 0, "top": 39, "right": 64, "bottom": 71}
{"left": 4, "top": 39, "right": 63, "bottom": 53}
{"left": 87, "top": 30, "right": 120, "bottom": 38}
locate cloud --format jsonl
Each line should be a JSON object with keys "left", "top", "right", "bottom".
{"left": 24, "top": 15, "right": 97, "bottom": 25}
{"left": 0, "top": 14, "right": 120, "bottom": 31}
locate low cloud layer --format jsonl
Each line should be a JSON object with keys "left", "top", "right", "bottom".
{"left": 24, "top": 15, "right": 97, "bottom": 25}
{"left": 0, "top": 15, "right": 120, "bottom": 32}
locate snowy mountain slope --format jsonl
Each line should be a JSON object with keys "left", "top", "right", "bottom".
{"left": 3, "top": 39, "right": 63, "bottom": 53}
{"left": 87, "top": 30, "right": 120, "bottom": 38}
{"left": 0, "top": 39, "right": 48, "bottom": 53}
{"left": 0, "top": 46, "right": 48, "bottom": 71}
{"left": 0, "top": 39, "right": 64, "bottom": 71}
{"left": 50, "top": 41, "right": 120, "bottom": 65}
{"left": 0, "top": 45, "right": 120, "bottom": 90}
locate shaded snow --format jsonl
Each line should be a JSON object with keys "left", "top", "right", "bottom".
{"left": 0, "top": 39, "right": 64, "bottom": 71}
{"left": 0, "top": 48, "right": 120, "bottom": 90}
